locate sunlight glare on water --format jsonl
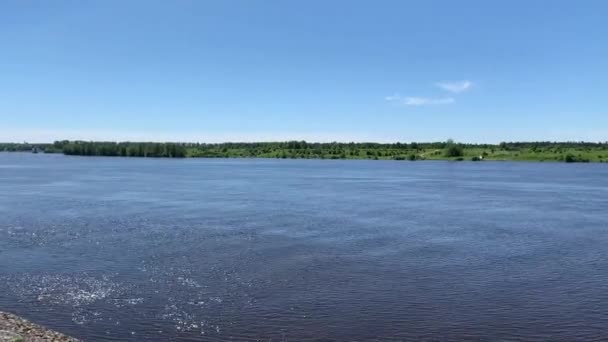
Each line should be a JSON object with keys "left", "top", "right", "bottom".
{"left": 1, "top": 153, "right": 608, "bottom": 341}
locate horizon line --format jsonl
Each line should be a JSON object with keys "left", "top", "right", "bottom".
{"left": 3, "top": 139, "right": 608, "bottom": 145}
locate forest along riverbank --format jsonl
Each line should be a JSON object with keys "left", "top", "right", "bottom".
{"left": 0, "top": 312, "right": 78, "bottom": 342}
{"left": 2, "top": 141, "right": 607, "bottom": 162}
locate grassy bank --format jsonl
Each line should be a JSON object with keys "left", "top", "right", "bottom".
{"left": 2, "top": 141, "right": 607, "bottom": 162}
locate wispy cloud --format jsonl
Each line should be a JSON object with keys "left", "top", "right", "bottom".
{"left": 385, "top": 94, "right": 455, "bottom": 106}
{"left": 435, "top": 80, "right": 473, "bottom": 93}
{"left": 386, "top": 79, "right": 472, "bottom": 107}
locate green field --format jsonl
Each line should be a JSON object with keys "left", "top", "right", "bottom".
{"left": 2, "top": 141, "right": 607, "bottom": 163}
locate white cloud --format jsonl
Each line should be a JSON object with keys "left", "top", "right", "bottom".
{"left": 385, "top": 94, "right": 455, "bottom": 106}
{"left": 435, "top": 80, "right": 473, "bottom": 93}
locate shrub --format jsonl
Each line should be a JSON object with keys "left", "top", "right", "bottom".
{"left": 565, "top": 154, "right": 590, "bottom": 163}
{"left": 445, "top": 144, "right": 464, "bottom": 157}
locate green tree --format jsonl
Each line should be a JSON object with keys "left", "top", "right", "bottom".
{"left": 444, "top": 139, "right": 464, "bottom": 157}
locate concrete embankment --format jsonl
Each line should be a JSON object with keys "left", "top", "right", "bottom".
{"left": 0, "top": 312, "right": 78, "bottom": 342}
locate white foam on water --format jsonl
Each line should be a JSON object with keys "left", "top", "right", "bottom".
{"left": 72, "top": 308, "right": 104, "bottom": 325}
{"left": 160, "top": 299, "right": 225, "bottom": 336}
{"left": 1, "top": 273, "right": 124, "bottom": 306}
{"left": 209, "top": 296, "right": 223, "bottom": 304}
{"left": 0, "top": 272, "right": 131, "bottom": 325}
{"left": 110, "top": 297, "right": 144, "bottom": 307}
{"left": 177, "top": 276, "right": 202, "bottom": 288}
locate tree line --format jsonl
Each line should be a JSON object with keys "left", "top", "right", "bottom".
{"left": 2, "top": 140, "right": 607, "bottom": 162}
{"left": 0, "top": 143, "right": 55, "bottom": 152}
{"left": 53, "top": 141, "right": 187, "bottom": 158}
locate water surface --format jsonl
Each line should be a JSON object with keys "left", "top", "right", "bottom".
{"left": 1, "top": 153, "right": 608, "bottom": 341}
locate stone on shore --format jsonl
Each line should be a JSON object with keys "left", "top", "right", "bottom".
{"left": 0, "top": 312, "right": 78, "bottom": 342}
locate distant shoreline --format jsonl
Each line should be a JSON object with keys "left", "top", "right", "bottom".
{"left": 2, "top": 140, "right": 607, "bottom": 163}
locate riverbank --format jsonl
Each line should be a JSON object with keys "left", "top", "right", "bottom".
{"left": 0, "top": 312, "right": 77, "bottom": 342}
{"left": 2, "top": 141, "right": 608, "bottom": 162}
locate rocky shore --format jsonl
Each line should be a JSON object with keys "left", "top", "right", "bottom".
{"left": 0, "top": 312, "right": 78, "bottom": 342}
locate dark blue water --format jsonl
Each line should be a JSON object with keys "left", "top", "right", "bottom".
{"left": 1, "top": 153, "right": 608, "bottom": 341}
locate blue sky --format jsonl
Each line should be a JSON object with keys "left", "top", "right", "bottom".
{"left": 1, "top": 0, "right": 607, "bottom": 143}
